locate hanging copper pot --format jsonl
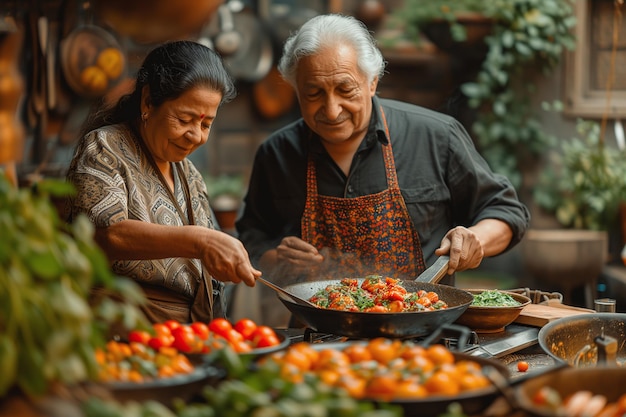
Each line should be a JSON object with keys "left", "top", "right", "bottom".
{"left": 93, "top": 0, "right": 223, "bottom": 44}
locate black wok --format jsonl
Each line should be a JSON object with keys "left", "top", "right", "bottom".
{"left": 276, "top": 256, "right": 474, "bottom": 338}
{"left": 537, "top": 313, "right": 626, "bottom": 366}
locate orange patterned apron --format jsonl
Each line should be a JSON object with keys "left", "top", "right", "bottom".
{"left": 301, "top": 107, "right": 425, "bottom": 279}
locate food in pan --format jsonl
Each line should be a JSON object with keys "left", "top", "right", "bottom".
{"left": 531, "top": 388, "right": 626, "bottom": 417}
{"left": 308, "top": 276, "right": 448, "bottom": 312}
{"left": 264, "top": 338, "right": 492, "bottom": 400}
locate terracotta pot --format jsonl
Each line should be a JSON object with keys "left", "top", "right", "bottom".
{"left": 94, "top": 0, "right": 222, "bottom": 44}
{"left": 213, "top": 209, "right": 237, "bottom": 231}
{"left": 521, "top": 229, "right": 608, "bottom": 308}
{"left": 418, "top": 13, "right": 494, "bottom": 62}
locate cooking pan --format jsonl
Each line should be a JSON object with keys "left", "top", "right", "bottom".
{"left": 537, "top": 313, "right": 626, "bottom": 367}
{"left": 276, "top": 256, "right": 474, "bottom": 338}
{"left": 307, "top": 338, "right": 510, "bottom": 417}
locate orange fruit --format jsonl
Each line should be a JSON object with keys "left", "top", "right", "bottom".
{"left": 80, "top": 65, "right": 108, "bottom": 95}
{"left": 424, "top": 371, "right": 460, "bottom": 396}
{"left": 96, "top": 47, "right": 125, "bottom": 79}
{"left": 425, "top": 344, "right": 455, "bottom": 366}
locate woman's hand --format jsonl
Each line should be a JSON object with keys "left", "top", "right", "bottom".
{"left": 199, "top": 229, "right": 261, "bottom": 287}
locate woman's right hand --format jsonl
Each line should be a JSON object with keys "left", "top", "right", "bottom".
{"left": 199, "top": 229, "right": 261, "bottom": 287}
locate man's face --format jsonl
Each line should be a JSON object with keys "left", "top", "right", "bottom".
{"left": 295, "top": 43, "right": 378, "bottom": 147}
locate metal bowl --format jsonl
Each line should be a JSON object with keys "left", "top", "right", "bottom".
{"left": 454, "top": 289, "right": 531, "bottom": 333}
{"left": 514, "top": 367, "right": 626, "bottom": 417}
{"left": 537, "top": 313, "right": 626, "bottom": 366}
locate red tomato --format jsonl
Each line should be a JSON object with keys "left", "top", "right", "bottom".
{"left": 190, "top": 322, "right": 210, "bottom": 341}
{"left": 128, "top": 330, "right": 151, "bottom": 345}
{"left": 209, "top": 318, "right": 233, "bottom": 338}
{"left": 225, "top": 328, "right": 245, "bottom": 345}
{"left": 233, "top": 318, "right": 258, "bottom": 340}
{"left": 517, "top": 361, "right": 529, "bottom": 372}
{"left": 255, "top": 334, "right": 280, "bottom": 348}
{"left": 148, "top": 334, "right": 174, "bottom": 350}
{"left": 163, "top": 320, "right": 182, "bottom": 331}
{"left": 251, "top": 325, "right": 278, "bottom": 348}
{"left": 172, "top": 325, "right": 202, "bottom": 353}
{"left": 153, "top": 323, "right": 173, "bottom": 337}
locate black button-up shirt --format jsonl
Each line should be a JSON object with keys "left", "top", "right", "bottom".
{"left": 236, "top": 96, "right": 530, "bottom": 272}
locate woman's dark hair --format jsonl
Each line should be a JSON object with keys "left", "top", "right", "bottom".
{"left": 80, "top": 40, "right": 237, "bottom": 138}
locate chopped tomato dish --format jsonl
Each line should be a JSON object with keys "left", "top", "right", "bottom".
{"left": 309, "top": 276, "right": 448, "bottom": 312}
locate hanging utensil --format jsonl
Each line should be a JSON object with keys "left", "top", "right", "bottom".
{"left": 614, "top": 119, "right": 625, "bottom": 151}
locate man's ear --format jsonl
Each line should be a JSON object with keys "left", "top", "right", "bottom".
{"left": 369, "top": 76, "right": 379, "bottom": 96}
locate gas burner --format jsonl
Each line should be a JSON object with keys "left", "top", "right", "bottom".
{"left": 281, "top": 323, "right": 539, "bottom": 359}
{"left": 299, "top": 324, "right": 481, "bottom": 351}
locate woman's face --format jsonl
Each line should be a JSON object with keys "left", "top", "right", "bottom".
{"left": 141, "top": 86, "right": 222, "bottom": 168}
{"left": 295, "top": 42, "right": 378, "bottom": 148}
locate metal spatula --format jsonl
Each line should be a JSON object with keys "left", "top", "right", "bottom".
{"left": 256, "top": 276, "right": 319, "bottom": 308}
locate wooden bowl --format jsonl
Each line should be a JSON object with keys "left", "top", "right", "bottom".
{"left": 454, "top": 289, "right": 531, "bottom": 333}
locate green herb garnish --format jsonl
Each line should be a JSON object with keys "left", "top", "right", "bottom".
{"left": 471, "top": 290, "right": 521, "bottom": 307}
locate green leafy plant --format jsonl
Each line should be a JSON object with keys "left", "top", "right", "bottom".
{"left": 398, "top": 0, "right": 577, "bottom": 189}
{"left": 400, "top": 0, "right": 499, "bottom": 43}
{"left": 0, "top": 173, "right": 148, "bottom": 397}
{"left": 533, "top": 118, "right": 626, "bottom": 230}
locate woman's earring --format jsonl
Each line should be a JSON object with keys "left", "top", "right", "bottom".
{"left": 141, "top": 112, "right": 148, "bottom": 126}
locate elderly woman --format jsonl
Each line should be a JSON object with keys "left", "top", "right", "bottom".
{"left": 66, "top": 41, "right": 260, "bottom": 324}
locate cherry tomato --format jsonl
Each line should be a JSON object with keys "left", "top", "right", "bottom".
{"left": 172, "top": 325, "right": 202, "bottom": 353}
{"left": 153, "top": 323, "right": 173, "bottom": 338}
{"left": 233, "top": 318, "right": 258, "bottom": 341}
{"left": 209, "top": 318, "right": 233, "bottom": 338}
{"left": 190, "top": 322, "right": 210, "bottom": 341}
{"left": 148, "top": 334, "right": 174, "bottom": 350}
{"left": 255, "top": 334, "right": 280, "bottom": 348}
{"left": 517, "top": 361, "right": 529, "bottom": 372}
{"left": 251, "top": 326, "right": 280, "bottom": 348}
{"left": 225, "top": 328, "right": 245, "bottom": 345}
{"left": 128, "top": 330, "right": 151, "bottom": 345}
{"left": 163, "top": 320, "right": 182, "bottom": 331}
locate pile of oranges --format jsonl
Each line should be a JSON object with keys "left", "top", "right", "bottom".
{"left": 264, "top": 338, "right": 491, "bottom": 401}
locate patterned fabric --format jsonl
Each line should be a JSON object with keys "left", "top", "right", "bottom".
{"left": 301, "top": 107, "right": 425, "bottom": 280}
{"left": 66, "top": 123, "right": 215, "bottom": 300}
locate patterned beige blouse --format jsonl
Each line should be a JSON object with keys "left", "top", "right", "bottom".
{"left": 66, "top": 123, "right": 215, "bottom": 300}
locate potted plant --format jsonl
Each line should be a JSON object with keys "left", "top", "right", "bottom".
{"left": 0, "top": 173, "right": 147, "bottom": 405}
{"left": 397, "top": 0, "right": 578, "bottom": 192}
{"left": 399, "top": 0, "right": 498, "bottom": 54}
{"left": 204, "top": 174, "right": 246, "bottom": 231}
{"left": 521, "top": 117, "right": 626, "bottom": 307}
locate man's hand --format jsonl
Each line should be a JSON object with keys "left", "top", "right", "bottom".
{"left": 435, "top": 219, "right": 513, "bottom": 275}
{"left": 435, "top": 226, "right": 484, "bottom": 274}
{"left": 275, "top": 236, "right": 325, "bottom": 274}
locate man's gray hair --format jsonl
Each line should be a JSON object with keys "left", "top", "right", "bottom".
{"left": 278, "top": 14, "right": 386, "bottom": 87}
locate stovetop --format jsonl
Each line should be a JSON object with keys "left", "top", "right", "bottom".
{"left": 280, "top": 323, "right": 539, "bottom": 358}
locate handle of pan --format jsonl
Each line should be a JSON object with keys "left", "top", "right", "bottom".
{"left": 414, "top": 255, "right": 450, "bottom": 284}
